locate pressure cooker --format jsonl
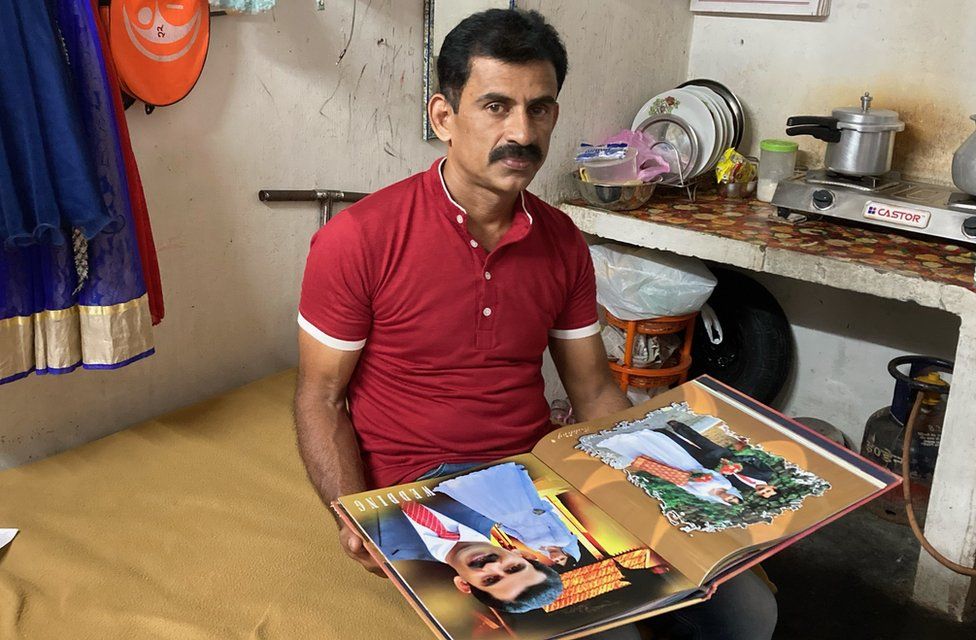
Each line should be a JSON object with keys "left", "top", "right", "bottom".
{"left": 786, "top": 92, "right": 905, "bottom": 177}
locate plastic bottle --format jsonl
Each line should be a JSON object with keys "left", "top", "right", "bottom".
{"left": 757, "top": 139, "right": 798, "bottom": 202}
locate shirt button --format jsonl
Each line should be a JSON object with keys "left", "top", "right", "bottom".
{"left": 533, "top": 508, "right": 546, "bottom": 515}
{"left": 482, "top": 307, "right": 492, "bottom": 317}
{"left": 484, "top": 271, "right": 492, "bottom": 280}
{"left": 456, "top": 214, "right": 463, "bottom": 224}
{"left": 469, "top": 239, "right": 478, "bottom": 248}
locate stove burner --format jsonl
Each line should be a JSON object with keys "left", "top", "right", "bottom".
{"left": 773, "top": 170, "right": 976, "bottom": 246}
{"left": 947, "top": 192, "right": 976, "bottom": 213}
{"left": 803, "top": 169, "right": 901, "bottom": 193}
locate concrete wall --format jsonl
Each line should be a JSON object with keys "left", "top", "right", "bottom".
{"left": 754, "top": 272, "right": 959, "bottom": 444}
{"left": 687, "top": 0, "right": 976, "bottom": 184}
{"left": 0, "top": 1, "right": 693, "bottom": 468}
{"left": 684, "top": 0, "right": 970, "bottom": 443}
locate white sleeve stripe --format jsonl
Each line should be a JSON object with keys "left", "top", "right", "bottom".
{"left": 549, "top": 322, "right": 601, "bottom": 340}
{"left": 298, "top": 314, "right": 367, "bottom": 351}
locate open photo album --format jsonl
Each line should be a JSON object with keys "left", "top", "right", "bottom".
{"left": 334, "top": 376, "right": 900, "bottom": 640}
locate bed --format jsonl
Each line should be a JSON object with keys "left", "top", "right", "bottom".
{"left": 0, "top": 370, "right": 431, "bottom": 639}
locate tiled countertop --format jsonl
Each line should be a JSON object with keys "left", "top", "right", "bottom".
{"left": 562, "top": 191, "right": 976, "bottom": 297}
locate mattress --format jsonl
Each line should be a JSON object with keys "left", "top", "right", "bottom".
{"left": 0, "top": 370, "right": 429, "bottom": 639}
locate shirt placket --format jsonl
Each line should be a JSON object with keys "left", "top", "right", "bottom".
{"left": 444, "top": 199, "right": 532, "bottom": 352}
{"left": 476, "top": 251, "right": 497, "bottom": 350}
{"left": 474, "top": 213, "right": 531, "bottom": 351}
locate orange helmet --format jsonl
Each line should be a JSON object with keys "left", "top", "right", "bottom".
{"left": 107, "top": 0, "right": 210, "bottom": 107}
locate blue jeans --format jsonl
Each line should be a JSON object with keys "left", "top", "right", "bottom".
{"left": 415, "top": 461, "right": 777, "bottom": 640}
{"left": 415, "top": 461, "right": 491, "bottom": 480}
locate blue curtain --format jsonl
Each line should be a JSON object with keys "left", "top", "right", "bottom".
{"left": 0, "top": 0, "right": 113, "bottom": 245}
{"left": 0, "top": 0, "right": 154, "bottom": 384}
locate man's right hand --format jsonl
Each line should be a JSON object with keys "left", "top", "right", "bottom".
{"left": 339, "top": 524, "right": 386, "bottom": 578}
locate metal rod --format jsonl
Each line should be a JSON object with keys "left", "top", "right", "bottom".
{"left": 258, "top": 189, "right": 369, "bottom": 203}
{"left": 258, "top": 189, "right": 369, "bottom": 227}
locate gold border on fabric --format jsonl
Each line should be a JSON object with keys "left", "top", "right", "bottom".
{"left": 79, "top": 295, "right": 154, "bottom": 364}
{"left": 33, "top": 305, "right": 82, "bottom": 371}
{"left": 0, "top": 294, "right": 154, "bottom": 380}
{"left": 0, "top": 316, "right": 36, "bottom": 380}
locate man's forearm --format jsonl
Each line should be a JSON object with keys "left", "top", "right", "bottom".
{"left": 571, "top": 377, "right": 632, "bottom": 423}
{"left": 294, "top": 388, "right": 368, "bottom": 516}
{"left": 550, "top": 334, "right": 634, "bottom": 423}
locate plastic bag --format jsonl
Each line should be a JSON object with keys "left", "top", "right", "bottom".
{"left": 715, "top": 148, "right": 757, "bottom": 184}
{"left": 601, "top": 325, "right": 681, "bottom": 368}
{"left": 626, "top": 386, "right": 667, "bottom": 405}
{"left": 600, "top": 130, "right": 670, "bottom": 183}
{"left": 590, "top": 243, "right": 717, "bottom": 320}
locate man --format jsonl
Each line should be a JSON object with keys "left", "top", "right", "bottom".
{"left": 361, "top": 493, "right": 563, "bottom": 613}
{"left": 435, "top": 462, "right": 581, "bottom": 566}
{"left": 295, "top": 8, "right": 775, "bottom": 639}
{"left": 599, "top": 429, "right": 744, "bottom": 505}
{"left": 628, "top": 454, "right": 743, "bottom": 506}
{"left": 295, "top": 5, "right": 622, "bottom": 575}
{"left": 662, "top": 421, "right": 779, "bottom": 499}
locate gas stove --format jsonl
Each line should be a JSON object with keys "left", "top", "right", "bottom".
{"left": 771, "top": 169, "right": 976, "bottom": 245}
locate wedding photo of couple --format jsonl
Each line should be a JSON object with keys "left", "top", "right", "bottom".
{"left": 578, "top": 405, "right": 831, "bottom": 533}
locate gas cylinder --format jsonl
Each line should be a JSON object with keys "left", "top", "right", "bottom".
{"left": 861, "top": 355, "right": 952, "bottom": 523}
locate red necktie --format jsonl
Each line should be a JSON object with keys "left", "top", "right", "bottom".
{"left": 401, "top": 502, "right": 460, "bottom": 540}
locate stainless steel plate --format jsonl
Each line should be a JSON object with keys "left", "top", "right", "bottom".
{"left": 633, "top": 114, "right": 700, "bottom": 186}
{"left": 678, "top": 78, "right": 745, "bottom": 149}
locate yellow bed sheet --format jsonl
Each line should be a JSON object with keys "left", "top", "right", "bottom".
{"left": 0, "top": 370, "right": 430, "bottom": 640}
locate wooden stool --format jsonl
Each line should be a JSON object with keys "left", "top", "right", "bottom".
{"left": 605, "top": 311, "right": 697, "bottom": 392}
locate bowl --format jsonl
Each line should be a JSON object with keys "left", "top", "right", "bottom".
{"left": 716, "top": 179, "right": 757, "bottom": 199}
{"left": 573, "top": 175, "right": 657, "bottom": 211}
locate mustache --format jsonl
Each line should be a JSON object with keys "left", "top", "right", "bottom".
{"left": 488, "top": 143, "right": 543, "bottom": 165}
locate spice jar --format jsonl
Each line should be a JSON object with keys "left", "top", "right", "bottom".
{"left": 757, "top": 139, "right": 798, "bottom": 202}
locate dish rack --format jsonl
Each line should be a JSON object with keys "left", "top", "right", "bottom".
{"left": 656, "top": 172, "right": 715, "bottom": 202}
{"left": 648, "top": 139, "right": 716, "bottom": 202}
{"left": 605, "top": 311, "right": 697, "bottom": 391}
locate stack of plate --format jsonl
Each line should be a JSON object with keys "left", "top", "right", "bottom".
{"left": 631, "top": 79, "right": 744, "bottom": 186}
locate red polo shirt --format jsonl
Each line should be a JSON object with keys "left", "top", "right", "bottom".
{"left": 298, "top": 159, "right": 599, "bottom": 488}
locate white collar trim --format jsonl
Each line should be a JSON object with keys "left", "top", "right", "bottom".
{"left": 521, "top": 192, "right": 533, "bottom": 224}
{"left": 437, "top": 158, "right": 532, "bottom": 225}
{"left": 437, "top": 158, "right": 467, "bottom": 214}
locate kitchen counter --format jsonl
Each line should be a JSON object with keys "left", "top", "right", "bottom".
{"left": 561, "top": 190, "right": 976, "bottom": 618}
{"left": 564, "top": 191, "right": 975, "bottom": 293}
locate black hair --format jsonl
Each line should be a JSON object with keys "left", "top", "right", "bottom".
{"left": 437, "top": 8, "right": 568, "bottom": 111}
{"left": 467, "top": 559, "right": 563, "bottom": 614}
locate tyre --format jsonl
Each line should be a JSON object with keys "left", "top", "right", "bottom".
{"left": 690, "top": 268, "right": 793, "bottom": 405}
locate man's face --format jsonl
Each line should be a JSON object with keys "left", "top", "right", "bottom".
{"left": 449, "top": 543, "right": 547, "bottom": 602}
{"left": 715, "top": 490, "right": 741, "bottom": 505}
{"left": 542, "top": 546, "right": 569, "bottom": 567}
{"left": 755, "top": 484, "right": 777, "bottom": 498}
{"left": 438, "top": 56, "right": 559, "bottom": 195}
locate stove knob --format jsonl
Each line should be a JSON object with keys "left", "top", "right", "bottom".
{"left": 812, "top": 189, "right": 835, "bottom": 210}
{"left": 963, "top": 217, "right": 976, "bottom": 238}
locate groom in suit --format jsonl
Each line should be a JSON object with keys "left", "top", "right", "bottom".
{"left": 361, "top": 493, "right": 563, "bottom": 613}
{"left": 661, "top": 420, "right": 779, "bottom": 499}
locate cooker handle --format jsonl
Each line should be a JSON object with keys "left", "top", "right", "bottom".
{"left": 786, "top": 115, "right": 838, "bottom": 128}
{"left": 785, "top": 125, "right": 842, "bottom": 143}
